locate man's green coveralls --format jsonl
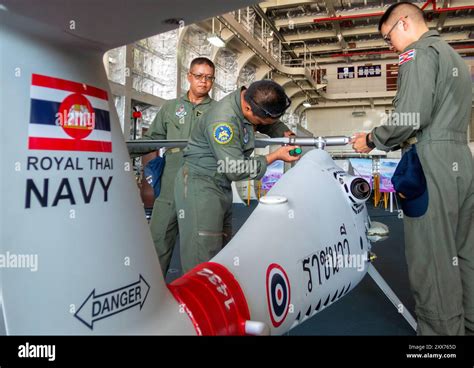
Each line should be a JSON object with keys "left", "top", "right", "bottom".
{"left": 371, "top": 31, "right": 474, "bottom": 335}
{"left": 174, "top": 87, "right": 291, "bottom": 273}
{"left": 143, "top": 94, "right": 215, "bottom": 275}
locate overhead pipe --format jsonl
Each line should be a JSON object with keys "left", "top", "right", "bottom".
{"left": 313, "top": 1, "right": 474, "bottom": 23}
{"left": 436, "top": 6, "right": 474, "bottom": 13}
{"left": 452, "top": 44, "right": 474, "bottom": 50}
{"left": 421, "top": 0, "right": 474, "bottom": 13}
{"left": 313, "top": 12, "right": 384, "bottom": 23}
{"left": 421, "top": 0, "right": 436, "bottom": 11}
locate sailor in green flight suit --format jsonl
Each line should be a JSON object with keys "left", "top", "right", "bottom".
{"left": 353, "top": 2, "right": 474, "bottom": 335}
{"left": 174, "top": 80, "right": 300, "bottom": 273}
{"left": 143, "top": 57, "right": 216, "bottom": 276}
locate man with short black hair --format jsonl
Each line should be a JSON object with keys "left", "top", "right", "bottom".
{"left": 352, "top": 2, "right": 474, "bottom": 335}
{"left": 143, "top": 57, "right": 216, "bottom": 276}
{"left": 174, "top": 80, "right": 299, "bottom": 272}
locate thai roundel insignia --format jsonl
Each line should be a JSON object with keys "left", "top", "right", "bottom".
{"left": 213, "top": 123, "right": 234, "bottom": 144}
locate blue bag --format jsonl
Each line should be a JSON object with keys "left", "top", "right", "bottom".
{"left": 144, "top": 156, "right": 165, "bottom": 198}
{"left": 391, "top": 145, "right": 429, "bottom": 217}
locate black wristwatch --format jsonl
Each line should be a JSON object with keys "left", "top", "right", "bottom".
{"left": 366, "top": 134, "right": 376, "bottom": 149}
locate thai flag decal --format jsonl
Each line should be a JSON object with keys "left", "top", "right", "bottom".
{"left": 399, "top": 49, "right": 416, "bottom": 66}
{"left": 28, "top": 74, "right": 112, "bottom": 153}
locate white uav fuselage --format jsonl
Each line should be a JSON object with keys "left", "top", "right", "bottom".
{"left": 0, "top": 0, "right": 407, "bottom": 335}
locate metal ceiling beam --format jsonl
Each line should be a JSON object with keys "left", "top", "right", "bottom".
{"left": 439, "top": 32, "right": 473, "bottom": 42}
{"left": 435, "top": 5, "right": 474, "bottom": 13}
{"left": 315, "top": 55, "right": 395, "bottom": 64}
{"left": 312, "top": 43, "right": 474, "bottom": 64}
{"left": 275, "top": 5, "right": 388, "bottom": 28}
{"left": 260, "top": 0, "right": 316, "bottom": 12}
{"left": 313, "top": 10, "right": 384, "bottom": 22}
{"left": 275, "top": 14, "right": 323, "bottom": 29}
{"left": 283, "top": 17, "right": 474, "bottom": 41}
{"left": 314, "top": 1, "right": 474, "bottom": 22}
{"left": 293, "top": 38, "right": 387, "bottom": 53}
{"left": 285, "top": 30, "right": 336, "bottom": 41}
{"left": 436, "top": 0, "right": 450, "bottom": 32}
{"left": 273, "top": 0, "right": 474, "bottom": 28}
{"left": 324, "top": 0, "right": 348, "bottom": 50}
{"left": 293, "top": 32, "right": 473, "bottom": 54}
{"left": 320, "top": 49, "right": 396, "bottom": 58}
{"left": 310, "top": 44, "right": 474, "bottom": 59}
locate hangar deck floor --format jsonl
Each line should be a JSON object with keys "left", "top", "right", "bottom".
{"left": 164, "top": 201, "right": 416, "bottom": 335}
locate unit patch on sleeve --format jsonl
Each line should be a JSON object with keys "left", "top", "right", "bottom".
{"left": 213, "top": 123, "right": 234, "bottom": 144}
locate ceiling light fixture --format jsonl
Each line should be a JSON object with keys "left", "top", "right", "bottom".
{"left": 208, "top": 18, "right": 226, "bottom": 48}
{"left": 207, "top": 34, "right": 225, "bottom": 47}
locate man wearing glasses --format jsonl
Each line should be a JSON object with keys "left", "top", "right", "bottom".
{"left": 143, "top": 57, "right": 216, "bottom": 276}
{"left": 174, "top": 80, "right": 299, "bottom": 273}
{"left": 352, "top": 2, "right": 473, "bottom": 335}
